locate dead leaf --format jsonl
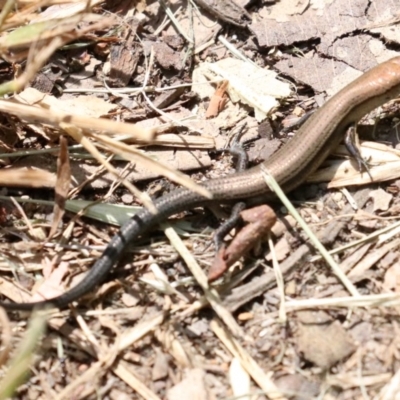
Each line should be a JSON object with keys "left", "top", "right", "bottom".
{"left": 296, "top": 311, "right": 356, "bottom": 369}
{"left": 206, "top": 80, "right": 229, "bottom": 119}
{"left": 31, "top": 261, "right": 70, "bottom": 301}
{"left": 194, "top": 58, "right": 291, "bottom": 121}
{"left": 369, "top": 188, "right": 392, "bottom": 212}
{"left": 167, "top": 368, "right": 208, "bottom": 400}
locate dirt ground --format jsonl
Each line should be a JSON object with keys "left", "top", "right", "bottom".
{"left": 1, "top": 0, "right": 400, "bottom": 399}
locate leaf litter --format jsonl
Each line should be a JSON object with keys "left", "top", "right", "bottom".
{"left": 0, "top": 0, "right": 400, "bottom": 399}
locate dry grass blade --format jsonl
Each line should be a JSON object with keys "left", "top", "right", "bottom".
{"left": 64, "top": 124, "right": 156, "bottom": 213}
{"left": 284, "top": 292, "right": 400, "bottom": 309}
{"left": 0, "top": 308, "right": 12, "bottom": 367}
{"left": 0, "top": 14, "right": 98, "bottom": 51}
{"left": 0, "top": 14, "right": 115, "bottom": 91}
{"left": 0, "top": 0, "right": 57, "bottom": 31}
{"left": 52, "top": 313, "right": 165, "bottom": 400}
{"left": 113, "top": 361, "right": 162, "bottom": 400}
{"left": 162, "top": 223, "right": 244, "bottom": 338}
{"left": 268, "top": 233, "right": 286, "bottom": 322}
{"left": 309, "top": 141, "right": 400, "bottom": 187}
{"left": 94, "top": 133, "right": 212, "bottom": 199}
{"left": 159, "top": 0, "right": 193, "bottom": 44}
{"left": 310, "top": 219, "right": 400, "bottom": 262}
{"left": 0, "top": 98, "right": 153, "bottom": 141}
{"left": 377, "top": 367, "right": 400, "bottom": 400}
{"left": 0, "top": 0, "right": 15, "bottom": 29}
{"left": 0, "top": 311, "right": 47, "bottom": 400}
{"left": 261, "top": 165, "right": 360, "bottom": 297}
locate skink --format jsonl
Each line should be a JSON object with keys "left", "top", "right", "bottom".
{"left": 3, "top": 56, "right": 400, "bottom": 311}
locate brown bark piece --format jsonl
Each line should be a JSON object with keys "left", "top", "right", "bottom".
{"left": 152, "top": 86, "right": 187, "bottom": 109}
{"left": 31, "top": 67, "right": 63, "bottom": 93}
{"left": 196, "top": 0, "right": 251, "bottom": 27}
{"left": 296, "top": 311, "right": 356, "bottom": 369}
{"left": 348, "top": 238, "right": 400, "bottom": 280}
{"left": 383, "top": 261, "right": 400, "bottom": 292}
{"left": 153, "top": 41, "right": 183, "bottom": 71}
{"left": 109, "top": 40, "right": 141, "bottom": 87}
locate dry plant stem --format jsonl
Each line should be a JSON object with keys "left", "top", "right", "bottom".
{"left": 54, "top": 360, "right": 105, "bottom": 400}
{"left": 261, "top": 166, "right": 360, "bottom": 297}
{"left": 49, "top": 135, "right": 70, "bottom": 239}
{"left": 311, "top": 219, "right": 400, "bottom": 261}
{"left": 218, "top": 35, "right": 258, "bottom": 67}
{"left": 0, "top": 99, "right": 152, "bottom": 140}
{"left": 284, "top": 292, "right": 400, "bottom": 310}
{"left": 2, "top": 0, "right": 86, "bottom": 31}
{"left": 162, "top": 223, "right": 245, "bottom": 339}
{"left": 68, "top": 157, "right": 110, "bottom": 198}
{"left": 184, "top": 0, "right": 195, "bottom": 67}
{"left": 64, "top": 124, "right": 156, "bottom": 213}
{"left": 0, "top": 128, "right": 213, "bottom": 158}
{"left": 93, "top": 133, "right": 212, "bottom": 199}
{"left": 0, "top": 168, "right": 55, "bottom": 188}
{"left": 0, "top": 311, "right": 47, "bottom": 400}
{"left": 113, "top": 360, "right": 162, "bottom": 400}
{"left": 269, "top": 233, "right": 286, "bottom": 322}
{"left": 53, "top": 312, "right": 164, "bottom": 400}
{"left": 141, "top": 46, "right": 156, "bottom": 102}
{"left": 0, "top": 308, "right": 12, "bottom": 367}
{"left": 0, "top": 144, "right": 83, "bottom": 158}
{"left": 154, "top": 5, "right": 182, "bottom": 35}
{"left": 10, "top": 196, "right": 34, "bottom": 233}
{"left": 0, "top": 36, "right": 64, "bottom": 96}
{"left": 378, "top": 366, "right": 400, "bottom": 400}
{"left": 0, "top": 0, "right": 15, "bottom": 29}
{"left": 74, "top": 312, "right": 102, "bottom": 353}
{"left": 62, "top": 80, "right": 222, "bottom": 94}
{"left": 159, "top": 0, "right": 193, "bottom": 43}
{"left": 341, "top": 187, "right": 358, "bottom": 208}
